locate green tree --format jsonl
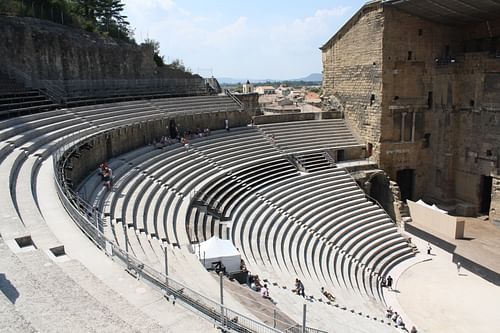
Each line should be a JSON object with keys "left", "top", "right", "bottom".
{"left": 144, "top": 38, "right": 165, "bottom": 67}
{"left": 75, "top": 0, "right": 98, "bottom": 21}
{"left": 170, "top": 59, "right": 190, "bottom": 73}
{"left": 0, "top": 0, "right": 21, "bottom": 15}
{"left": 97, "top": 0, "right": 128, "bottom": 33}
{"left": 0, "top": 0, "right": 133, "bottom": 43}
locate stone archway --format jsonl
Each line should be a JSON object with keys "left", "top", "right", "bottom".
{"left": 365, "top": 171, "right": 397, "bottom": 221}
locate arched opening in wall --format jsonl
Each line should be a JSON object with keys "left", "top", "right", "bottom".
{"left": 368, "top": 173, "right": 396, "bottom": 220}
{"left": 169, "top": 119, "right": 177, "bottom": 139}
{"left": 396, "top": 169, "right": 415, "bottom": 202}
{"left": 480, "top": 175, "right": 493, "bottom": 214}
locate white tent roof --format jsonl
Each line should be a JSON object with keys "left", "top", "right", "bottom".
{"left": 194, "top": 236, "right": 241, "bottom": 273}
{"left": 196, "top": 236, "right": 240, "bottom": 259}
{"left": 416, "top": 199, "right": 448, "bottom": 214}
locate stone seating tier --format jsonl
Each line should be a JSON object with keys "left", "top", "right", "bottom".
{"left": 0, "top": 95, "right": 413, "bottom": 332}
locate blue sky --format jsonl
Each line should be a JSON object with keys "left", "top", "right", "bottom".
{"left": 123, "top": 0, "right": 367, "bottom": 79}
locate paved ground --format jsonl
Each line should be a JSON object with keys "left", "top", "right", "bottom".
{"left": 395, "top": 233, "right": 500, "bottom": 333}
{"left": 454, "top": 218, "right": 500, "bottom": 273}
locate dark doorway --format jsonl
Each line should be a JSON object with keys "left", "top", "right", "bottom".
{"left": 336, "top": 149, "right": 345, "bottom": 162}
{"left": 480, "top": 175, "right": 493, "bottom": 214}
{"left": 169, "top": 119, "right": 178, "bottom": 139}
{"left": 396, "top": 169, "right": 415, "bottom": 202}
{"left": 106, "top": 136, "right": 112, "bottom": 156}
{"left": 369, "top": 173, "right": 396, "bottom": 221}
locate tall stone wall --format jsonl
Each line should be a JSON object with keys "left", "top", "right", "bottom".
{"left": 322, "top": 4, "right": 500, "bottom": 216}
{"left": 380, "top": 8, "right": 456, "bottom": 200}
{"left": 381, "top": 7, "right": 500, "bottom": 213}
{"left": 0, "top": 16, "right": 200, "bottom": 82}
{"left": 321, "top": 3, "right": 384, "bottom": 161}
{"left": 0, "top": 16, "right": 156, "bottom": 80}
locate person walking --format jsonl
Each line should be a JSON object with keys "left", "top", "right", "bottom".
{"left": 298, "top": 279, "right": 305, "bottom": 297}
{"left": 386, "top": 275, "right": 393, "bottom": 290}
{"left": 293, "top": 278, "right": 305, "bottom": 297}
{"left": 456, "top": 261, "right": 461, "bottom": 275}
{"left": 427, "top": 243, "right": 432, "bottom": 255}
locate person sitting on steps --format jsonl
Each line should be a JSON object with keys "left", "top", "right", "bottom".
{"left": 261, "top": 284, "right": 270, "bottom": 299}
{"left": 321, "top": 287, "right": 335, "bottom": 302}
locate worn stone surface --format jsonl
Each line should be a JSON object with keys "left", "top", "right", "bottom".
{"left": 0, "top": 16, "right": 198, "bottom": 81}
{"left": 234, "top": 93, "right": 259, "bottom": 113}
{"left": 0, "top": 291, "right": 37, "bottom": 333}
{"left": 0, "top": 17, "right": 154, "bottom": 80}
{"left": 322, "top": 2, "right": 500, "bottom": 217}
{"left": 322, "top": 3, "right": 384, "bottom": 159}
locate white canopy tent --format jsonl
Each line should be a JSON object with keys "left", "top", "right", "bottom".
{"left": 416, "top": 199, "right": 448, "bottom": 214}
{"left": 194, "top": 236, "right": 241, "bottom": 273}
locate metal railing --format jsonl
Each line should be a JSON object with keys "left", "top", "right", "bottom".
{"left": 58, "top": 78, "right": 207, "bottom": 97}
{"left": 2, "top": 63, "right": 65, "bottom": 103}
{"left": 53, "top": 164, "right": 284, "bottom": 332}
{"left": 284, "top": 325, "right": 328, "bottom": 333}
{"left": 51, "top": 129, "right": 293, "bottom": 333}
{"left": 224, "top": 89, "right": 244, "bottom": 109}
{"left": 2, "top": 63, "right": 210, "bottom": 105}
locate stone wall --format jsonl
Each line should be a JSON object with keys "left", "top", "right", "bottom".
{"left": 322, "top": 3, "right": 500, "bottom": 217}
{"left": 321, "top": 2, "right": 384, "bottom": 161}
{"left": 253, "top": 112, "right": 318, "bottom": 125}
{"left": 234, "top": 93, "right": 260, "bottom": 114}
{"left": 353, "top": 169, "right": 397, "bottom": 221}
{"left": 381, "top": 7, "right": 500, "bottom": 213}
{"left": 0, "top": 16, "right": 199, "bottom": 81}
{"left": 0, "top": 16, "right": 155, "bottom": 80}
{"left": 491, "top": 178, "right": 500, "bottom": 224}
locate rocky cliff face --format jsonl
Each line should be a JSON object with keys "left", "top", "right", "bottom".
{"left": 0, "top": 16, "right": 191, "bottom": 81}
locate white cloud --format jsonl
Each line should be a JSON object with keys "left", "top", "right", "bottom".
{"left": 124, "top": 0, "right": 176, "bottom": 12}
{"left": 157, "top": 0, "right": 176, "bottom": 11}
{"left": 204, "top": 17, "right": 248, "bottom": 46}
{"left": 122, "top": 2, "right": 353, "bottom": 78}
{"left": 271, "top": 7, "right": 351, "bottom": 44}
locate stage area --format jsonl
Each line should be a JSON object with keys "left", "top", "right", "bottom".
{"left": 395, "top": 232, "right": 500, "bottom": 333}
{"left": 405, "top": 217, "right": 500, "bottom": 285}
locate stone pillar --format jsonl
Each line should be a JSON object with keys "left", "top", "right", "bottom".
{"left": 411, "top": 112, "right": 416, "bottom": 143}
{"left": 401, "top": 112, "right": 406, "bottom": 142}
{"left": 490, "top": 175, "right": 500, "bottom": 224}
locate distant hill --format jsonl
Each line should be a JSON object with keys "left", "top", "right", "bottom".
{"left": 292, "top": 73, "right": 322, "bottom": 82}
{"left": 218, "top": 73, "right": 322, "bottom": 85}
{"left": 218, "top": 77, "right": 272, "bottom": 84}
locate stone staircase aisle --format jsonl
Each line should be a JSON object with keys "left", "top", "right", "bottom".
{"left": 0, "top": 72, "right": 58, "bottom": 119}
{"left": 294, "top": 152, "right": 334, "bottom": 172}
